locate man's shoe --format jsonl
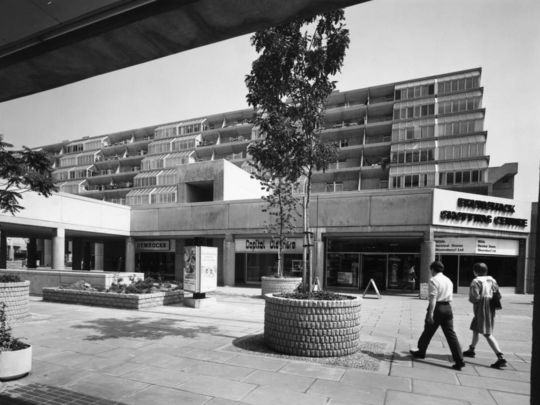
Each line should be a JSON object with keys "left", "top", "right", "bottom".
{"left": 409, "top": 350, "right": 425, "bottom": 359}
{"left": 490, "top": 358, "right": 507, "bottom": 369}
{"left": 452, "top": 362, "right": 465, "bottom": 371}
{"left": 462, "top": 348, "right": 475, "bottom": 358}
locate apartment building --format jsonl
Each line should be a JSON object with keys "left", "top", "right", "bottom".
{"left": 39, "top": 67, "right": 516, "bottom": 207}
{"left": 27, "top": 68, "right": 529, "bottom": 293}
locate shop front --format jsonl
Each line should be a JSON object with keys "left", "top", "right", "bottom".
{"left": 435, "top": 237, "right": 520, "bottom": 292}
{"left": 234, "top": 237, "right": 303, "bottom": 284}
{"left": 325, "top": 237, "right": 421, "bottom": 292}
{"left": 135, "top": 240, "right": 175, "bottom": 280}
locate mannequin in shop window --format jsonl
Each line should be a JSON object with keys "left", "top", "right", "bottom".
{"left": 407, "top": 265, "right": 416, "bottom": 291}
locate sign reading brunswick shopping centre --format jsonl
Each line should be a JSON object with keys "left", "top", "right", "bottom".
{"left": 433, "top": 189, "right": 531, "bottom": 234}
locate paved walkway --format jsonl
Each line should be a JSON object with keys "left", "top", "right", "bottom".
{"left": 0, "top": 288, "right": 532, "bottom": 405}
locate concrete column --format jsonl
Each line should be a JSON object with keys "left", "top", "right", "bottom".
{"left": 52, "top": 228, "right": 65, "bottom": 270}
{"left": 125, "top": 237, "right": 136, "bottom": 272}
{"left": 223, "top": 234, "right": 235, "bottom": 286}
{"left": 7, "top": 238, "right": 15, "bottom": 261}
{"left": 43, "top": 239, "right": 52, "bottom": 267}
{"left": 420, "top": 238, "right": 436, "bottom": 285}
{"left": 26, "top": 238, "right": 38, "bottom": 268}
{"left": 94, "top": 242, "right": 104, "bottom": 270}
{"left": 174, "top": 239, "right": 185, "bottom": 282}
{"left": 0, "top": 232, "right": 7, "bottom": 269}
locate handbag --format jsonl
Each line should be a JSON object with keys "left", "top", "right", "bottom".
{"left": 491, "top": 288, "right": 502, "bottom": 310}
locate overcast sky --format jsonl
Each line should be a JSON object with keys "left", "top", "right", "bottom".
{"left": 0, "top": 0, "right": 538, "bottom": 202}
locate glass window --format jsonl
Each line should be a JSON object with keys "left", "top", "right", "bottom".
{"left": 472, "top": 170, "right": 479, "bottom": 182}
{"left": 455, "top": 172, "right": 463, "bottom": 183}
{"left": 398, "top": 152, "right": 405, "bottom": 163}
{"left": 439, "top": 172, "right": 444, "bottom": 185}
{"left": 428, "top": 84, "right": 435, "bottom": 95}
{"left": 412, "top": 150, "right": 420, "bottom": 162}
{"left": 412, "top": 175, "right": 419, "bottom": 187}
{"left": 404, "top": 175, "right": 412, "bottom": 187}
{"left": 406, "top": 127, "right": 414, "bottom": 139}
{"left": 463, "top": 171, "right": 471, "bottom": 183}
{"left": 395, "top": 89, "right": 401, "bottom": 100}
{"left": 447, "top": 172, "right": 454, "bottom": 184}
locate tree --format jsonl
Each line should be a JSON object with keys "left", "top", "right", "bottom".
{"left": 0, "top": 135, "right": 57, "bottom": 215}
{"left": 246, "top": 10, "right": 349, "bottom": 291}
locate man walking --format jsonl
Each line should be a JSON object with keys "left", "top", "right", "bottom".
{"left": 410, "top": 261, "right": 465, "bottom": 370}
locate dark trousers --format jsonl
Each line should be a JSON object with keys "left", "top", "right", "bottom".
{"left": 417, "top": 302, "right": 463, "bottom": 363}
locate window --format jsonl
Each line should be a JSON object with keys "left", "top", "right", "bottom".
{"left": 447, "top": 172, "right": 454, "bottom": 184}
{"left": 472, "top": 170, "right": 479, "bottom": 182}
{"left": 395, "top": 89, "right": 401, "bottom": 100}
{"left": 463, "top": 171, "right": 470, "bottom": 183}
{"left": 421, "top": 125, "right": 434, "bottom": 139}
{"left": 406, "top": 128, "right": 414, "bottom": 140}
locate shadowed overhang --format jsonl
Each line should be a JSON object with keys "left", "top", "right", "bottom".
{"left": 0, "top": 0, "right": 369, "bottom": 103}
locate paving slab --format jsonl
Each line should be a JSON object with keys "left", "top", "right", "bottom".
{"left": 0, "top": 290, "right": 532, "bottom": 405}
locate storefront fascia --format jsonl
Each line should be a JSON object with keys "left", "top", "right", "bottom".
{"left": 432, "top": 189, "right": 531, "bottom": 293}
{"left": 234, "top": 236, "right": 304, "bottom": 283}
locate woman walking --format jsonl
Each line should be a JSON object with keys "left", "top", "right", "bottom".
{"left": 463, "top": 262, "right": 506, "bottom": 369}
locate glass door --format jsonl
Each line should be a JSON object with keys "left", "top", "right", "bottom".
{"left": 362, "top": 254, "right": 387, "bottom": 290}
{"left": 326, "top": 253, "right": 361, "bottom": 288}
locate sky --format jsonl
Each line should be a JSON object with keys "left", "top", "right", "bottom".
{"left": 0, "top": 0, "right": 539, "bottom": 203}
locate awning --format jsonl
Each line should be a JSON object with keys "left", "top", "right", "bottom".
{"left": 150, "top": 186, "right": 178, "bottom": 195}
{"left": 133, "top": 170, "right": 162, "bottom": 179}
{"left": 126, "top": 188, "right": 154, "bottom": 197}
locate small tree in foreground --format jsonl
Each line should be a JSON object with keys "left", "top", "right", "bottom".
{"left": 0, "top": 135, "right": 57, "bottom": 215}
{"left": 246, "top": 10, "right": 349, "bottom": 292}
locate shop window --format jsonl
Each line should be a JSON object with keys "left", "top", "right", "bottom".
{"left": 472, "top": 170, "right": 480, "bottom": 182}
{"left": 463, "top": 171, "right": 471, "bottom": 183}
{"left": 447, "top": 172, "right": 454, "bottom": 185}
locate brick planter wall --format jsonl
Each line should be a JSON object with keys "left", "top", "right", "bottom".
{"left": 42, "top": 288, "right": 183, "bottom": 309}
{"left": 0, "top": 281, "right": 30, "bottom": 323}
{"left": 264, "top": 293, "right": 361, "bottom": 357}
{"left": 261, "top": 277, "right": 302, "bottom": 296}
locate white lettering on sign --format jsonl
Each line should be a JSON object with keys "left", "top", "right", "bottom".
{"left": 235, "top": 238, "right": 303, "bottom": 253}
{"left": 136, "top": 241, "right": 170, "bottom": 251}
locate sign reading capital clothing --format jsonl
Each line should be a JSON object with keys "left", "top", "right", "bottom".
{"left": 435, "top": 237, "right": 519, "bottom": 256}
{"left": 433, "top": 189, "right": 531, "bottom": 233}
{"left": 234, "top": 238, "right": 304, "bottom": 253}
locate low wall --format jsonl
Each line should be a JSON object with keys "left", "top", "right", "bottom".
{"left": 0, "top": 281, "right": 30, "bottom": 323}
{"left": 0, "top": 269, "right": 144, "bottom": 295}
{"left": 42, "top": 288, "right": 183, "bottom": 309}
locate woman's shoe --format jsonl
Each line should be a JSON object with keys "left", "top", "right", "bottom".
{"left": 490, "top": 358, "right": 507, "bottom": 369}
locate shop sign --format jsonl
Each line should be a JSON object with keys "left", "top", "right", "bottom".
{"left": 433, "top": 189, "right": 530, "bottom": 233}
{"left": 135, "top": 240, "right": 171, "bottom": 251}
{"left": 235, "top": 238, "right": 304, "bottom": 253}
{"left": 183, "top": 246, "right": 218, "bottom": 293}
{"left": 435, "top": 237, "right": 519, "bottom": 256}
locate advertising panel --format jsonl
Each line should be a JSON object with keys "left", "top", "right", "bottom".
{"left": 183, "top": 246, "right": 218, "bottom": 293}
{"left": 432, "top": 189, "right": 530, "bottom": 233}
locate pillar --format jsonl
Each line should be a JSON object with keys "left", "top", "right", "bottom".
{"left": 313, "top": 229, "right": 325, "bottom": 288}
{"left": 52, "top": 228, "right": 65, "bottom": 270}
{"left": 174, "top": 239, "right": 185, "bottom": 282}
{"left": 26, "top": 238, "right": 37, "bottom": 268}
{"left": 223, "top": 234, "right": 235, "bottom": 286}
{"left": 43, "top": 239, "right": 52, "bottom": 267}
{"left": 125, "top": 237, "right": 136, "bottom": 272}
{"left": 7, "top": 237, "right": 15, "bottom": 261}
{"left": 420, "top": 237, "right": 436, "bottom": 285}
{"left": 0, "top": 232, "right": 7, "bottom": 269}
{"left": 93, "top": 242, "right": 104, "bottom": 270}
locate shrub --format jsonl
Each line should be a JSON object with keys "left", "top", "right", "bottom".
{"left": 278, "top": 291, "right": 355, "bottom": 300}
{"left": 0, "top": 274, "right": 22, "bottom": 283}
{"left": 0, "top": 303, "right": 28, "bottom": 352}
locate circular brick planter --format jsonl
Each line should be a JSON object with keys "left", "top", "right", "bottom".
{"left": 264, "top": 293, "right": 361, "bottom": 357}
{"left": 0, "top": 281, "right": 30, "bottom": 323}
{"left": 261, "top": 276, "right": 302, "bottom": 296}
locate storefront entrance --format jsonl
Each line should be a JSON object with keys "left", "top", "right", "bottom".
{"left": 235, "top": 253, "right": 303, "bottom": 284}
{"left": 136, "top": 252, "right": 175, "bottom": 280}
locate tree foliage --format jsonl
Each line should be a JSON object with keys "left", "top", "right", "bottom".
{"left": 0, "top": 135, "right": 57, "bottom": 215}
{"left": 246, "top": 10, "right": 349, "bottom": 288}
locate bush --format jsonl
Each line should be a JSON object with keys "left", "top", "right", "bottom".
{"left": 0, "top": 303, "right": 28, "bottom": 352}
{"left": 0, "top": 274, "right": 22, "bottom": 283}
{"left": 278, "top": 291, "right": 355, "bottom": 300}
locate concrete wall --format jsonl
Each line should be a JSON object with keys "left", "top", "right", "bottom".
{"left": 131, "top": 188, "right": 434, "bottom": 235}
{"left": 2, "top": 269, "right": 144, "bottom": 295}
{"left": 223, "top": 160, "right": 265, "bottom": 201}
{"left": 0, "top": 191, "right": 131, "bottom": 236}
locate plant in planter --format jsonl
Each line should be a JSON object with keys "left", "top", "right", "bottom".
{"left": 246, "top": 10, "right": 359, "bottom": 358}
{"left": 0, "top": 302, "right": 32, "bottom": 381}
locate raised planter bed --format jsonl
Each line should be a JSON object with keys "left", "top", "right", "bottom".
{"left": 0, "top": 281, "right": 30, "bottom": 323}
{"left": 261, "top": 276, "right": 302, "bottom": 296}
{"left": 264, "top": 293, "right": 361, "bottom": 357}
{"left": 42, "top": 288, "right": 183, "bottom": 309}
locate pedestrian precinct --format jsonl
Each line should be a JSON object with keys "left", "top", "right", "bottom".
{"left": 462, "top": 262, "right": 507, "bottom": 368}
{"left": 410, "top": 260, "right": 465, "bottom": 370}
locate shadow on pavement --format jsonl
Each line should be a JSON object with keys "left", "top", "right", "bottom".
{"left": 70, "top": 317, "right": 223, "bottom": 341}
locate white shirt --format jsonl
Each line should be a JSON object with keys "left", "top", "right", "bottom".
{"left": 428, "top": 272, "right": 453, "bottom": 302}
